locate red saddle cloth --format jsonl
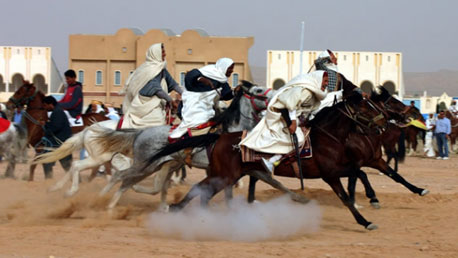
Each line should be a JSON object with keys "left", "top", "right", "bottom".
{"left": 0, "top": 118, "right": 11, "bottom": 134}
{"left": 168, "top": 121, "right": 217, "bottom": 144}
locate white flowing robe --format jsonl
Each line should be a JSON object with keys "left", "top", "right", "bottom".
{"left": 169, "top": 89, "right": 220, "bottom": 138}
{"left": 120, "top": 43, "right": 168, "bottom": 128}
{"left": 240, "top": 72, "right": 327, "bottom": 154}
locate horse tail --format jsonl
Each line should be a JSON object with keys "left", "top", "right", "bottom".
{"left": 147, "top": 134, "right": 220, "bottom": 165}
{"left": 32, "top": 127, "right": 88, "bottom": 164}
{"left": 91, "top": 126, "right": 140, "bottom": 155}
{"left": 397, "top": 128, "right": 406, "bottom": 162}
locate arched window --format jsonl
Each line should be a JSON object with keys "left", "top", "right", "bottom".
{"left": 360, "top": 81, "right": 374, "bottom": 94}
{"left": 114, "top": 71, "right": 121, "bottom": 85}
{"left": 382, "top": 81, "right": 396, "bottom": 95}
{"left": 272, "top": 78, "right": 286, "bottom": 90}
{"left": 180, "top": 72, "right": 186, "bottom": 86}
{"left": 78, "top": 70, "right": 84, "bottom": 84}
{"left": 33, "top": 74, "right": 47, "bottom": 94}
{"left": 11, "top": 74, "right": 24, "bottom": 92}
{"left": 96, "top": 71, "right": 103, "bottom": 85}
{"left": 232, "top": 73, "right": 239, "bottom": 87}
{"left": 0, "top": 75, "right": 5, "bottom": 92}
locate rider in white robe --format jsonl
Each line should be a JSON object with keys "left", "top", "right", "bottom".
{"left": 169, "top": 58, "right": 235, "bottom": 138}
{"left": 120, "top": 43, "right": 182, "bottom": 128}
{"left": 239, "top": 71, "right": 328, "bottom": 173}
{"left": 450, "top": 100, "right": 458, "bottom": 118}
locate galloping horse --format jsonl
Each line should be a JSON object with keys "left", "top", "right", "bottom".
{"left": 445, "top": 110, "right": 458, "bottom": 151}
{"left": 94, "top": 81, "right": 276, "bottom": 211}
{"left": 0, "top": 118, "right": 28, "bottom": 178}
{"left": 5, "top": 82, "right": 108, "bottom": 180}
{"left": 405, "top": 109, "right": 426, "bottom": 155}
{"left": 160, "top": 93, "right": 427, "bottom": 230}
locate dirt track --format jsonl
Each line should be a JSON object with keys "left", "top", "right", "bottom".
{"left": 0, "top": 153, "right": 457, "bottom": 258}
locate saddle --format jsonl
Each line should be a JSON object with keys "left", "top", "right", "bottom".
{"left": 0, "top": 118, "right": 11, "bottom": 134}
{"left": 167, "top": 121, "right": 218, "bottom": 144}
{"left": 240, "top": 127, "right": 312, "bottom": 163}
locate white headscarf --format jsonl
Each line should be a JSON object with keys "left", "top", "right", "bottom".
{"left": 121, "top": 43, "right": 166, "bottom": 112}
{"left": 284, "top": 71, "right": 328, "bottom": 100}
{"left": 199, "top": 57, "right": 234, "bottom": 83}
{"left": 317, "top": 50, "right": 338, "bottom": 73}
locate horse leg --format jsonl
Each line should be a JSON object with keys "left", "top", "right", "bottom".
{"left": 373, "top": 159, "right": 428, "bottom": 196}
{"left": 325, "top": 177, "right": 377, "bottom": 230}
{"left": 180, "top": 166, "right": 187, "bottom": 183}
{"left": 87, "top": 168, "right": 98, "bottom": 182}
{"left": 357, "top": 170, "right": 380, "bottom": 209}
{"left": 248, "top": 170, "right": 310, "bottom": 204}
{"left": 4, "top": 161, "right": 16, "bottom": 179}
{"left": 158, "top": 170, "right": 174, "bottom": 212}
{"left": 247, "top": 176, "right": 259, "bottom": 203}
{"left": 42, "top": 163, "right": 54, "bottom": 179}
{"left": 347, "top": 175, "right": 358, "bottom": 207}
{"left": 28, "top": 164, "right": 37, "bottom": 181}
{"left": 169, "top": 177, "right": 213, "bottom": 212}
{"left": 66, "top": 154, "right": 112, "bottom": 197}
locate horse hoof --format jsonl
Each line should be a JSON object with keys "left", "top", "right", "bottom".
{"left": 420, "top": 189, "right": 429, "bottom": 196}
{"left": 158, "top": 204, "right": 170, "bottom": 213}
{"left": 370, "top": 202, "right": 381, "bottom": 209}
{"left": 65, "top": 189, "right": 77, "bottom": 197}
{"left": 366, "top": 223, "right": 378, "bottom": 230}
{"left": 354, "top": 203, "right": 364, "bottom": 209}
{"left": 169, "top": 204, "right": 182, "bottom": 213}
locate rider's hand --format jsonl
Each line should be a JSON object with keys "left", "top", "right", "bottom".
{"left": 289, "top": 120, "right": 297, "bottom": 134}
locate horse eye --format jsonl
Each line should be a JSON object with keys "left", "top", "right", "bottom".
{"left": 256, "top": 89, "right": 263, "bottom": 94}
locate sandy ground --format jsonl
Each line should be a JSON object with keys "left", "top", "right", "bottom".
{"left": 0, "top": 150, "right": 457, "bottom": 258}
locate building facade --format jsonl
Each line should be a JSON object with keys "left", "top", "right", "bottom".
{"left": 0, "top": 46, "right": 62, "bottom": 102}
{"left": 267, "top": 50, "right": 404, "bottom": 97}
{"left": 69, "top": 28, "right": 254, "bottom": 106}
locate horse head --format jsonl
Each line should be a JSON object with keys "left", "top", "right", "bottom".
{"left": 212, "top": 80, "right": 274, "bottom": 132}
{"left": 370, "top": 86, "right": 413, "bottom": 123}
{"left": 6, "top": 82, "right": 38, "bottom": 110}
{"left": 345, "top": 92, "right": 387, "bottom": 132}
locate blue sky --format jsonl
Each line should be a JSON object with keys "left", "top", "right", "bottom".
{"left": 1, "top": 0, "right": 457, "bottom": 73}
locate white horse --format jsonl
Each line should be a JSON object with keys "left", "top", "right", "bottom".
{"left": 0, "top": 120, "right": 28, "bottom": 178}
{"left": 33, "top": 119, "right": 134, "bottom": 196}
{"left": 95, "top": 82, "right": 274, "bottom": 211}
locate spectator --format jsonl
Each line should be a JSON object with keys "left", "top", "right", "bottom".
{"left": 434, "top": 110, "right": 451, "bottom": 160}
{"left": 424, "top": 113, "right": 436, "bottom": 158}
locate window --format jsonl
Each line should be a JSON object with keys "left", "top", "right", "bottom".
{"left": 180, "top": 72, "right": 186, "bottom": 86}
{"left": 343, "top": 55, "right": 346, "bottom": 61}
{"left": 387, "top": 56, "right": 391, "bottom": 62}
{"left": 78, "top": 70, "right": 84, "bottom": 84}
{"left": 232, "top": 73, "right": 239, "bottom": 87}
{"left": 278, "top": 54, "right": 281, "bottom": 60}
{"left": 114, "top": 71, "right": 121, "bottom": 85}
{"left": 96, "top": 71, "right": 103, "bottom": 85}
{"left": 366, "top": 55, "right": 369, "bottom": 61}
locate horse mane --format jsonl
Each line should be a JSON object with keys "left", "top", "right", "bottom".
{"left": 308, "top": 92, "right": 363, "bottom": 128}
{"left": 370, "top": 86, "right": 390, "bottom": 103}
{"left": 211, "top": 80, "right": 255, "bottom": 131}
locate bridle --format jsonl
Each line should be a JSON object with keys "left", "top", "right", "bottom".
{"left": 8, "top": 85, "right": 39, "bottom": 108}
{"left": 338, "top": 99, "right": 386, "bottom": 133}
{"left": 242, "top": 88, "right": 271, "bottom": 122}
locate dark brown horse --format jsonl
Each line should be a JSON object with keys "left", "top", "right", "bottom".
{"left": 5, "top": 82, "right": 108, "bottom": 180}
{"left": 404, "top": 108, "right": 426, "bottom": 155}
{"left": 151, "top": 94, "right": 387, "bottom": 229}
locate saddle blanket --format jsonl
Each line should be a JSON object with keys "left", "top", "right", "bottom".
{"left": 0, "top": 118, "right": 11, "bottom": 134}
{"left": 240, "top": 127, "right": 312, "bottom": 163}
{"left": 168, "top": 121, "right": 217, "bottom": 144}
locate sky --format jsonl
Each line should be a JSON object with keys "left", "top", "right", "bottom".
{"left": 1, "top": 0, "right": 457, "bottom": 73}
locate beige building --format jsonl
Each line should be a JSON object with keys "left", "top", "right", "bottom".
{"left": 267, "top": 50, "right": 404, "bottom": 97}
{"left": 69, "top": 28, "right": 254, "bottom": 106}
{"left": 0, "top": 46, "right": 63, "bottom": 102}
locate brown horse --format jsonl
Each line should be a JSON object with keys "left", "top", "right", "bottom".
{"left": 5, "top": 82, "right": 108, "bottom": 180}
{"left": 404, "top": 108, "right": 426, "bottom": 155}
{"left": 149, "top": 94, "right": 386, "bottom": 229}
{"left": 445, "top": 110, "right": 458, "bottom": 151}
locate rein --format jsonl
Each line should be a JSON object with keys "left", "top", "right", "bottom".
{"left": 243, "top": 88, "right": 271, "bottom": 123}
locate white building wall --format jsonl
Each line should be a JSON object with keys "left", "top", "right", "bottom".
{"left": 0, "top": 46, "right": 61, "bottom": 102}
{"left": 267, "top": 50, "right": 404, "bottom": 97}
